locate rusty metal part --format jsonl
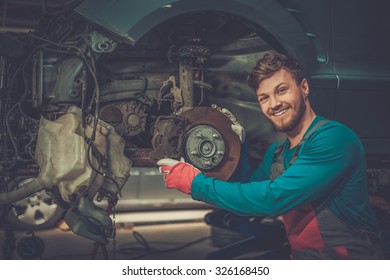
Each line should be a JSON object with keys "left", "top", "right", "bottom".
{"left": 150, "top": 115, "right": 186, "bottom": 160}
{"left": 124, "top": 148, "right": 156, "bottom": 167}
{"left": 99, "top": 105, "right": 122, "bottom": 124}
{"left": 99, "top": 100, "right": 149, "bottom": 137}
{"left": 181, "top": 107, "right": 240, "bottom": 181}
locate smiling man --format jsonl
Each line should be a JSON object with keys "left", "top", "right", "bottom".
{"left": 158, "top": 53, "right": 384, "bottom": 259}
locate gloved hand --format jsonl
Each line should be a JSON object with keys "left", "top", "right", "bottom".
{"left": 157, "top": 158, "right": 201, "bottom": 194}
{"left": 211, "top": 104, "right": 246, "bottom": 143}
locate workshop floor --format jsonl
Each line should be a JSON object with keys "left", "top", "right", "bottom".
{"left": 1, "top": 209, "right": 255, "bottom": 260}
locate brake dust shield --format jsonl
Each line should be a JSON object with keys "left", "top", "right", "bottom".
{"left": 181, "top": 107, "right": 241, "bottom": 181}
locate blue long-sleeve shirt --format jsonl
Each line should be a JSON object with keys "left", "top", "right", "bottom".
{"left": 191, "top": 116, "right": 378, "bottom": 233}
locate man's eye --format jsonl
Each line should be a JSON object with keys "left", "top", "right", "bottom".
{"left": 258, "top": 96, "right": 268, "bottom": 103}
{"left": 278, "top": 88, "right": 287, "bottom": 94}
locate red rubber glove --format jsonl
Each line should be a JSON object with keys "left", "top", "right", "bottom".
{"left": 157, "top": 159, "right": 201, "bottom": 194}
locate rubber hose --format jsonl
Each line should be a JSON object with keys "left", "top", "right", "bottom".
{"left": 0, "top": 178, "right": 44, "bottom": 205}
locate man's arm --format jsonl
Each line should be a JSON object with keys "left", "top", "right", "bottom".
{"left": 229, "top": 140, "right": 278, "bottom": 183}
{"left": 191, "top": 124, "right": 362, "bottom": 216}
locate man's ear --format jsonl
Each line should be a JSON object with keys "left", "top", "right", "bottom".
{"left": 301, "top": 78, "right": 309, "bottom": 98}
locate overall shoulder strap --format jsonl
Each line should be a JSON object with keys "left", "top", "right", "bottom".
{"left": 270, "top": 141, "right": 285, "bottom": 180}
{"left": 270, "top": 119, "right": 331, "bottom": 179}
{"left": 302, "top": 119, "right": 330, "bottom": 141}
{"left": 289, "top": 119, "right": 330, "bottom": 166}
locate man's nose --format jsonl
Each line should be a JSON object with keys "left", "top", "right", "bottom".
{"left": 269, "top": 96, "right": 282, "bottom": 110}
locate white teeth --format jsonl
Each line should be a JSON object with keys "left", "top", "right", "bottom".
{"left": 274, "top": 109, "right": 288, "bottom": 116}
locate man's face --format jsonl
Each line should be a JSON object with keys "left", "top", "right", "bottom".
{"left": 256, "top": 69, "right": 308, "bottom": 133}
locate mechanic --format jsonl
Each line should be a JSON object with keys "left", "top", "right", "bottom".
{"left": 157, "top": 53, "right": 384, "bottom": 259}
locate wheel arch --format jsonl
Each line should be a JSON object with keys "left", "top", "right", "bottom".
{"left": 75, "top": 0, "right": 322, "bottom": 74}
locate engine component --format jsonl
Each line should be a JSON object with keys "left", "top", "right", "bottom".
{"left": 87, "top": 31, "right": 118, "bottom": 53}
{"left": 168, "top": 44, "right": 211, "bottom": 111}
{"left": 99, "top": 77, "right": 149, "bottom": 104}
{"left": 170, "top": 45, "right": 211, "bottom": 64}
{"left": 161, "top": 76, "right": 183, "bottom": 111}
{"left": 33, "top": 55, "right": 86, "bottom": 106}
{"left": 88, "top": 116, "right": 133, "bottom": 197}
{"left": 151, "top": 115, "right": 186, "bottom": 160}
{"left": 1, "top": 106, "right": 131, "bottom": 244}
{"left": 6, "top": 177, "right": 64, "bottom": 230}
{"left": 0, "top": 177, "right": 43, "bottom": 205}
{"left": 99, "top": 100, "right": 149, "bottom": 138}
{"left": 64, "top": 195, "right": 113, "bottom": 245}
{"left": 181, "top": 107, "right": 240, "bottom": 180}
{"left": 0, "top": 105, "right": 127, "bottom": 202}
{"left": 34, "top": 107, "right": 102, "bottom": 200}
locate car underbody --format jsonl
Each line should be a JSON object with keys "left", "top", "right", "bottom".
{"left": 1, "top": 0, "right": 389, "bottom": 258}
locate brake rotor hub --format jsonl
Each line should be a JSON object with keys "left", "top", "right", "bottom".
{"left": 181, "top": 107, "right": 240, "bottom": 180}
{"left": 184, "top": 125, "right": 226, "bottom": 170}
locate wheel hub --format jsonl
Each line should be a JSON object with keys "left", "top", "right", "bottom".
{"left": 11, "top": 178, "right": 59, "bottom": 226}
{"left": 181, "top": 107, "right": 240, "bottom": 180}
{"left": 184, "top": 125, "right": 226, "bottom": 170}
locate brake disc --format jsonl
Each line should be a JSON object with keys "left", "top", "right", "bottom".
{"left": 181, "top": 107, "right": 241, "bottom": 181}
